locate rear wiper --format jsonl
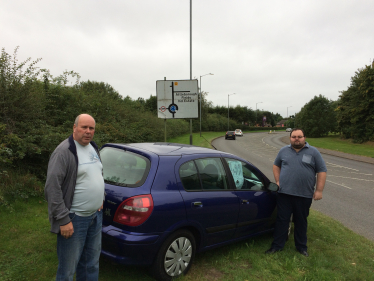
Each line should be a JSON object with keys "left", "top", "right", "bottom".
{"left": 104, "top": 180, "right": 128, "bottom": 187}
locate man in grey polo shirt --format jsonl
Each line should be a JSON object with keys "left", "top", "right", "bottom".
{"left": 265, "top": 128, "right": 327, "bottom": 257}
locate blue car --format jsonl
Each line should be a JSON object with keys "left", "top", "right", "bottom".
{"left": 100, "top": 143, "right": 279, "bottom": 280}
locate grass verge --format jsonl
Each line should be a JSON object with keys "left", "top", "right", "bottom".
{"left": 2, "top": 131, "right": 374, "bottom": 280}
{"left": 1, "top": 197, "right": 374, "bottom": 280}
{"left": 306, "top": 135, "right": 374, "bottom": 158}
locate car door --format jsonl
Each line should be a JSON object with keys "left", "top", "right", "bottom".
{"left": 223, "top": 157, "right": 277, "bottom": 239}
{"left": 177, "top": 156, "right": 240, "bottom": 247}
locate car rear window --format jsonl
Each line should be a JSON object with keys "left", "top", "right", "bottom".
{"left": 100, "top": 147, "right": 150, "bottom": 187}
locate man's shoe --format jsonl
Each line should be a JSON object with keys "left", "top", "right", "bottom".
{"left": 265, "top": 248, "right": 281, "bottom": 254}
{"left": 298, "top": 250, "right": 309, "bottom": 257}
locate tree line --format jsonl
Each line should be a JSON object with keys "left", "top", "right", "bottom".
{"left": 287, "top": 60, "right": 373, "bottom": 142}
{"left": 1, "top": 46, "right": 372, "bottom": 183}
{"left": 1, "top": 47, "right": 282, "bottom": 179}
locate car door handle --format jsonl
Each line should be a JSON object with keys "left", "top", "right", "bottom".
{"left": 192, "top": 201, "right": 203, "bottom": 208}
{"left": 241, "top": 199, "right": 249, "bottom": 204}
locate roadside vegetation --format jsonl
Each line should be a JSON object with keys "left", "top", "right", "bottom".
{"left": 1, "top": 47, "right": 374, "bottom": 280}
{"left": 307, "top": 135, "right": 374, "bottom": 159}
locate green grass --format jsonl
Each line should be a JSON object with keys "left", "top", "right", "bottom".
{"left": 2, "top": 131, "right": 374, "bottom": 280}
{"left": 168, "top": 131, "right": 227, "bottom": 148}
{"left": 1, "top": 197, "right": 374, "bottom": 280}
{"left": 307, "top": 135, "right": 374, "bottom": 158}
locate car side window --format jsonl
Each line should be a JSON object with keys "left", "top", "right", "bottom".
{"left": 224, "top": 158, "right": 264, "bottom": 191}
{"left": 179, "top": 161, "right": 201, "bottom": 191}
{"left": 195, "top": 158, "right": 229, "bottom": 190}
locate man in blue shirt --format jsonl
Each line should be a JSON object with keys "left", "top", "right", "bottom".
{"left": 265, "top": 128, "right": 327, "bottom": 257}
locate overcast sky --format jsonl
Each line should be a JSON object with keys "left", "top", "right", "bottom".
{"left": 1, "top": 0, "right": 373, "bottom": 118}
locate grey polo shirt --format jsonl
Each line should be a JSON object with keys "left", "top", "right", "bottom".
{"left": 274, "top": 142, "right": 327, "bottom": 198}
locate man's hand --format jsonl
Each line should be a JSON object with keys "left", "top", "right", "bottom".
{"left": 60, "top": 222, "right": 74, "bottom": 239}
{"left": 98, "top": 203, "right": 103, "bottom": 211}
{"left": 314, "top": 172, "right": 327, "bottom": 201}
{"left": 313, "top": 190, "right": 323, "bottom": 201}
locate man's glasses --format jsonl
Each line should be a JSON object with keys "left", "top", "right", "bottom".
{"left": 291, "top": 136, "right": 304, "bottom": 139}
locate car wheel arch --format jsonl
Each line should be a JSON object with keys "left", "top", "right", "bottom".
{"left": 162, "top": 224, "right": 203, "bottom": 252}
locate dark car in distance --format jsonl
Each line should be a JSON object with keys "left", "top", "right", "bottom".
{"left": 225, "top": 131, "right": 236, "bottom": 140}
{"left": 99, "top": 143, "right": 279, "bottom": 280}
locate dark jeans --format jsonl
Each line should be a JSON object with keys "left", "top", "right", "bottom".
{"left": 271, "top": 193, "right": 312, "bottom": 251}
{"left": 56, "top": 210, "right": 102, "bottom": 281}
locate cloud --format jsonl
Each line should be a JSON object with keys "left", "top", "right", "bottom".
{"left": 1, "top": 0, "right": 373, "bottom": 117}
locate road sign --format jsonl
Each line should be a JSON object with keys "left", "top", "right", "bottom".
{"left": 157, "top": 80, "right": 198, "bottom": 119}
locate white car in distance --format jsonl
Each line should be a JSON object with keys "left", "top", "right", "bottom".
{"left": 235, "top": 129, "right": 243, "bottom": 137}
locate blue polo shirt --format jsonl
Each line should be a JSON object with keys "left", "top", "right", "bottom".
{"left": 274, "top": 142, "right": 327, "bottom": 198}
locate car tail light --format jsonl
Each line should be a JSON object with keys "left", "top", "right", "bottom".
{"left": 113, "top": 194, "right": 154, "bottom": 226}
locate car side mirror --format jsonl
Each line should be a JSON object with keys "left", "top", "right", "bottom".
{"left": 267, "top": 182, "right": 279, "bottom": 192}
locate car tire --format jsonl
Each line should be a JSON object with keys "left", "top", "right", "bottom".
{"left": 150, "top": 230, "right": 196, "bottom": 281}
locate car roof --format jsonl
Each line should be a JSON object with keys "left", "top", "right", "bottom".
{"left": 102, "top": 142, "right": 223, "bottom": 156}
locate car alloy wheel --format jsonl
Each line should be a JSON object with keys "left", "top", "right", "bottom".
{"left": 151, "top": 230, "right": 195, "bottom": 281}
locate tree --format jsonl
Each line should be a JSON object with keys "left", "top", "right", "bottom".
{"left": 144, "top": 95, "right": 157, "bottom": 115}
{"left": 295, "top": 95, "right": 337, "bottom": 137}
{"left": 336, "top": 61, "right": 374, "bottom": 142}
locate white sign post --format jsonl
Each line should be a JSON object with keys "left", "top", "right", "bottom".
{"left": 157, "top": 80, "right": 199, "bottom": 119}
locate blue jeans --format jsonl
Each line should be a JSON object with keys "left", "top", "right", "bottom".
{"left": 56, "top": 210, "right": 102, "bottom": 281}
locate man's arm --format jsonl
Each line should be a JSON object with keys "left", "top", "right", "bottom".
{"left": 273, "top": 164, "right": 281, "bottom": 187}
{"left": 313, "top": 172, "right": 327, "bottom": 200}
{"left": 45, "top": 150, "right": 73, "bottom": 235}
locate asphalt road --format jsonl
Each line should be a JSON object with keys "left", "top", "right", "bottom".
{"left": 212, "top": 132, "right": 374, "bottom": 241}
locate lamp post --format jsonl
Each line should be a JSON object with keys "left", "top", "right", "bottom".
{"left": 228, "top": 93, "right": 236, "bottom": 130}
{"left": 199, "top": 73, "right": 214, "bottom": 137}
{"left": 255, "top": 102, "right": 263, "bottom": 126}
{"left": 287, "top": 106, "right": 292, "bottom": 118}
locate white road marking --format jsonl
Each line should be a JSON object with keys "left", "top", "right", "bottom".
{"left": 328, "top": 175, "right": 374, "bottom": 182}
{"left": 327, "top": 170, "right": 372, "bottom": 176}
{"left": 325, "top": 162, "right": 359, "bottom": 171}
{"left": 326, "top": 180, "right": 352, "bottom": 189}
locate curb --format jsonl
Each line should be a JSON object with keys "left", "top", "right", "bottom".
{"left": 280, "top": 136, "right": 374, "bottom": 165}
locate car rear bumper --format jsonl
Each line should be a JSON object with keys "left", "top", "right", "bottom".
{"left": 101, "top": 225, "right": 163, "bottom": 265}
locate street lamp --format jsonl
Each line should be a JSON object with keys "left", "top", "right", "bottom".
{"left": 199, "top": 73, "right": 214, "bottom": 137}
{"left": 255, "top": 102, "right": 263, "bottom": 126}
{"left": 287, "top": 106, "right": 292, "bottom": 118}
{"left": 228, "top": 93, "right": 236, "bottom": 130}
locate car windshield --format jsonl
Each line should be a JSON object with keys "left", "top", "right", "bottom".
{"left": 227, "top": 131, "right": 235, "bottom": 134}
{"left": 100, "top": 147, "right": 150, "bottom": 187}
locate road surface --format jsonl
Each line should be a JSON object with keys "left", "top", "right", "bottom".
{"left": 212, "top": 132, "right": 374, "bottom": 241}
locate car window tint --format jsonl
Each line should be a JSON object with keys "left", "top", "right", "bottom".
{"left": 224, "top": 158, "right": 264, "bottom": 191}
{"left": 179, "top": 161, "right": 201, "bottom": 191}
{"left": 195, "top": 158, "right": 229, "bottom": 190}
{"left": 100, "top": 147, "right": 150, "bottom": 187}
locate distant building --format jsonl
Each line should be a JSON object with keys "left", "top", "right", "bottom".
{"left": 276, "top": 120, "right": 288, "bottom": 127}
